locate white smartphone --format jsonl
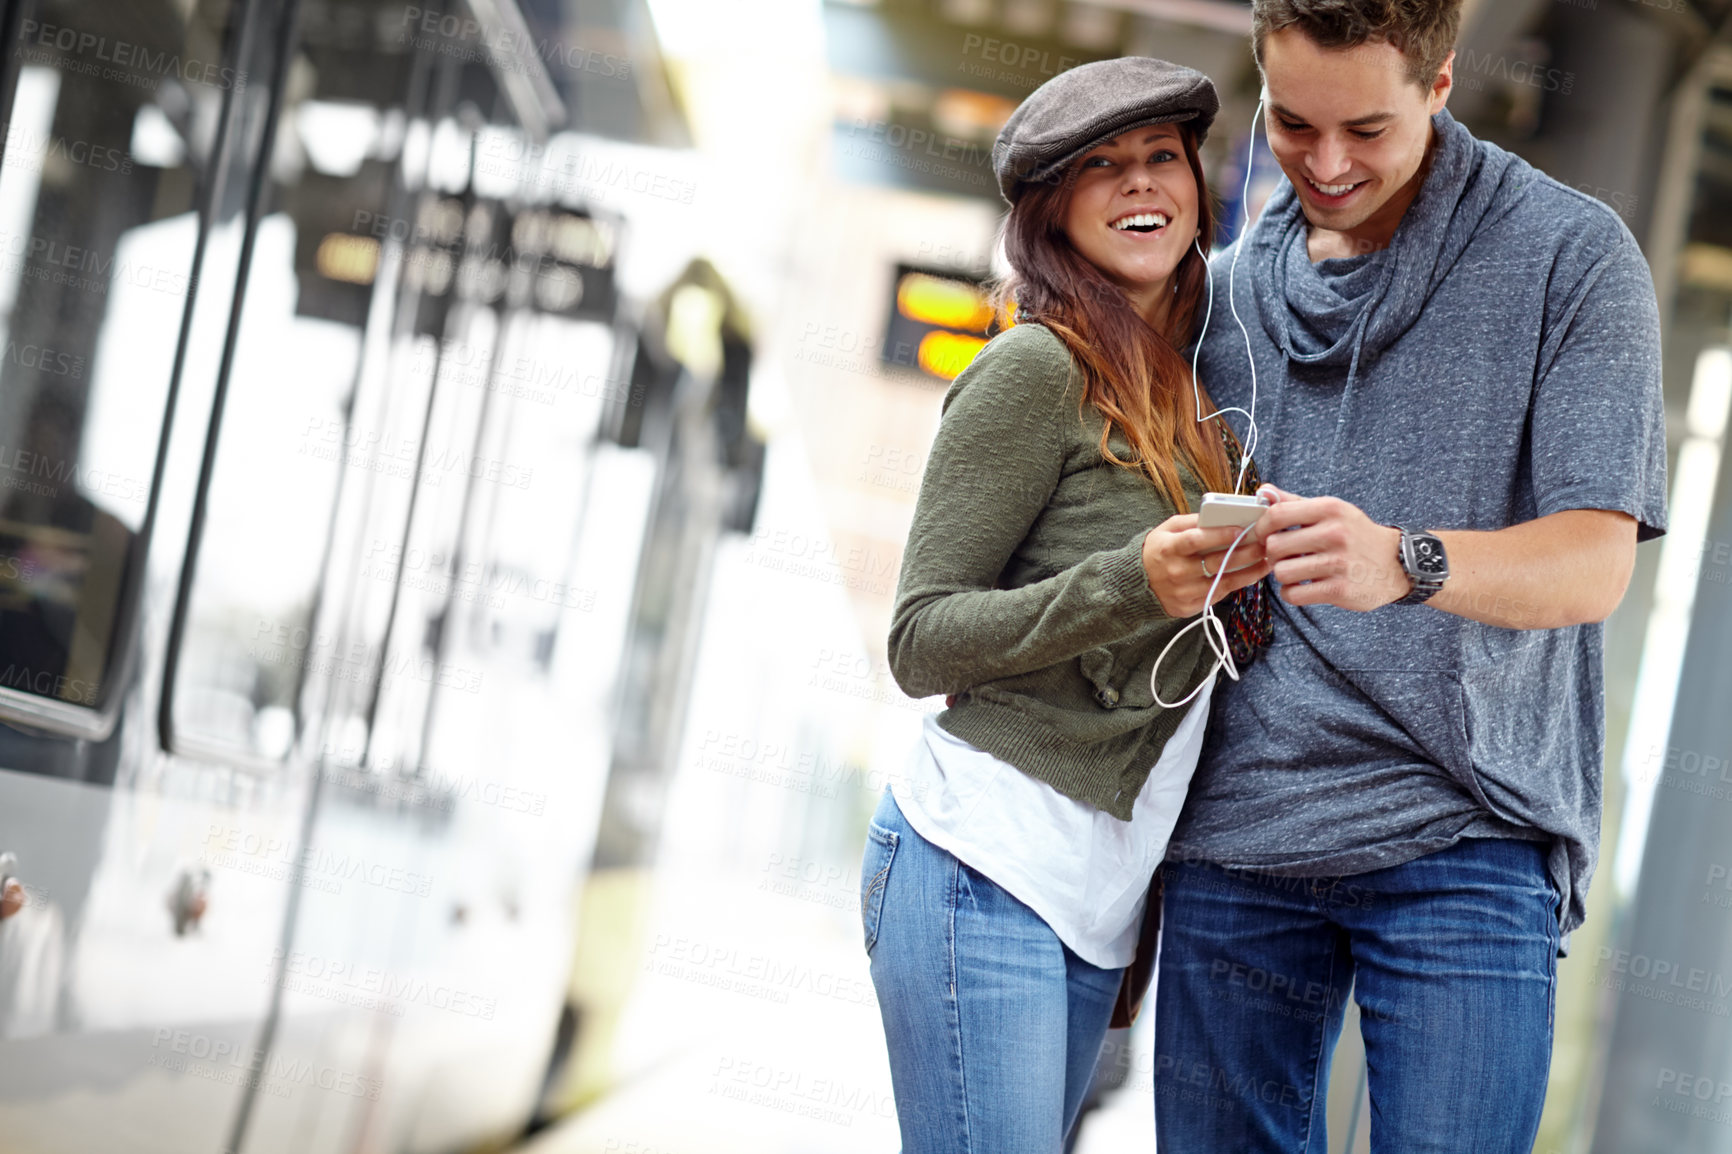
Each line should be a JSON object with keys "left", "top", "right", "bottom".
{"left": 1198, "top": 492, "right": 1270, "bottom": 530}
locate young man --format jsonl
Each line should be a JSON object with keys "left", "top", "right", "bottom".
{"left": 1154, "top": 1, "right": 1669, "bottom": 1149}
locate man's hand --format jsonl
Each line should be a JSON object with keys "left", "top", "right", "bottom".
{"left": 1250, "top": 485, "right": 1408, "bottom": 611}
{"left": 1245, "top": 486, "right": 1639, "bottom": 628}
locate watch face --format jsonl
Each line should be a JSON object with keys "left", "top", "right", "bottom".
{"left": 1412, "top": 536, "right": 1447, "bottom": 576}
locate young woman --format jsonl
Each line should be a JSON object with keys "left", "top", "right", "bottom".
{"left": 860, "top": 58, "right": 1271, "bottom": 1153}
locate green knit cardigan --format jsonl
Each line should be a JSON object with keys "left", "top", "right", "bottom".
{"left": 887, "top": 321, "right": 1219, "bottom": 820}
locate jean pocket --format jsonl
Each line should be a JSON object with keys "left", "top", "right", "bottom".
{"left": 859, "top": 821, "right": 899, "bottom": 956}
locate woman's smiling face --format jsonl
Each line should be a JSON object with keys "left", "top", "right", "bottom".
{"left": 1060, "top": 124, "right": 1198, "bottom": 322}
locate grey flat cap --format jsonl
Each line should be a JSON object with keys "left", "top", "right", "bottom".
{"left": 992, "top": 57, "right": 1219, "bottom": 205}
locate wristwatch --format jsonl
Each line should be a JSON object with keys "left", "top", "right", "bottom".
{"left": 1390, "top": 525, "right": 1448, "bottom": 606}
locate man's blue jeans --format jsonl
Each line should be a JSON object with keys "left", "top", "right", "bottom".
{"left": 861, "top": 788, "right": 1124, "bottom": 1153}
{"left": 1153, "top": 837, "right": 1561, "bottom": 1153}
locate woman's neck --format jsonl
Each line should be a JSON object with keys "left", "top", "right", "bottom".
{"left": 1130, "top": 280, "right": 1175, "bottom": 335}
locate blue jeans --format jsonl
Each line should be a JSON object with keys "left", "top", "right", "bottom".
{"left": 861, "top": 788, "right": 1124, "bottom": 1153}
{"left": 1154, "top": 837, "right": 1561, "bottom": 1153}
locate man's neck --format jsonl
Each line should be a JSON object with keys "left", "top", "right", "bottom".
{"left": 1306, "top": 124, "right": 1438, "bottom": 263}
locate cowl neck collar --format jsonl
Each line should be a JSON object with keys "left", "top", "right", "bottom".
{"left": 1246, "top": 107, "right": 1522, "bottom": 376}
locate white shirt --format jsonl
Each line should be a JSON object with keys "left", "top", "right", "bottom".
{"left": 892, "top": 675, "right": 1215, "bottom": 970}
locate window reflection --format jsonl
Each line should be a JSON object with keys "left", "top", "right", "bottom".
{"left": 167, "top": 4, "right": 422, "bottom": 760}
{"left": 0, "top": 0, "right": 239, "bottom": 730}
{"left": 164, "top": 3, "right": 595, "bottom": 768}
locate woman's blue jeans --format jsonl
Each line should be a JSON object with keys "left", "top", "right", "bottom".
{"left": 861, "top": 788, "right": 1124, "bottom": 1153}
{"left": 1153, "top": 836, "right": 1561, "bottom": 1152}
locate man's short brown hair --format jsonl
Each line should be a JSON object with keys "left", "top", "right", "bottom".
{"left": 1252, "top": 0, "right": 1463, "bottom": 89}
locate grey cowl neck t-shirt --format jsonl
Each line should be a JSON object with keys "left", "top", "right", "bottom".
{"left": 1172, "top": 108, "right": 1669, "bottom": 944}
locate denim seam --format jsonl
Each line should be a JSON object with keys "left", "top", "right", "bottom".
{"left": 1298, "top": 931, "right": 1341, "bottom": 1154}
{"left": 1534, "top": 919, "right": 1560, "bottom": 1151}
{"left": 946, "top": 855, "right": 972, "bottom": 1153}
{"left": 1550, "top": 878, "right": 1563, "bottom": 1034}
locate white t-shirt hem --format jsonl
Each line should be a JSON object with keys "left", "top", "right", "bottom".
{"left": 891, "top": 674, "right": 1215, "bottom": 971}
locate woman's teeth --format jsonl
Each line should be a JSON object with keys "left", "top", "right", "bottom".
{"left": 1113, "top": 212, "right": 1168, "bottom": 232}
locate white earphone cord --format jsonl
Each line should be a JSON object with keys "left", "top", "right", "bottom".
{"left": 1152, "top": 96, "right": 1266, "bottom": 710}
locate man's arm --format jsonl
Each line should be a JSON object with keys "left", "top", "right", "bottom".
{"left": 1249, "top": 489, "right": 1638, "bottom": 629}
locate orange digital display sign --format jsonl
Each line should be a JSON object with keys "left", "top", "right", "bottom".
{"left": 882, "top": 263, "right": 999, "bottom": 380}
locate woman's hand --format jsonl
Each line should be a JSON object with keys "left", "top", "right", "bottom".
{"left": 1140, "top": 510, "right": 1272, "bottom": 618}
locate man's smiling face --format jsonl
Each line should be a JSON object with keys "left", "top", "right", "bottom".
{"left": 1261, "top": 27, "right": 1453, "bottom": 251}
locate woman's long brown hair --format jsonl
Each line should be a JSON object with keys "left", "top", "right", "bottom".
{"left": 994, "top": 126, "right": 1236, "bottom": 512}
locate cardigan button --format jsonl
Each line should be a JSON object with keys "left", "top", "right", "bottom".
{"left": 1095, "top": 686, "right": 1120, "bottom": 708}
